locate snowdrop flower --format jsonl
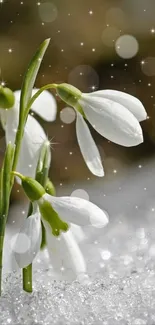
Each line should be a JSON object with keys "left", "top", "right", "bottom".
{"left": 12, "top": 173, "right": 109, "bottom": 279}
{"left": 56, "top": 84, "right": 147, "bottom": 177}
{"left": 0, "top": 87, "right": 57, "bottom": 180}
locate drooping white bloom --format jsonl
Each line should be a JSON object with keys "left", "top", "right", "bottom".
{"left": 57, "top": 84, "right": 147, "bottom": 178}
{"left": 0, "top": 89, "right": 57, "bottom": 180}
{"left": 75, "top": 89, "right": 147, "bottom": 177}
{"left": 13, "top": 193, "right": 109, "bottom": 280}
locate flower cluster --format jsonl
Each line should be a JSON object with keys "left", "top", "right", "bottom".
{"left": 12, "top": 173, "right": 109, "bottom": 280}
{"left": 0, "top": 39, "right": 147, "bottom": 293}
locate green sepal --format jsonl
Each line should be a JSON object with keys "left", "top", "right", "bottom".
{"left": 39, "top": 199, "right": 69, "bottom": 237}
{"left": 0, "top": 87, "right": 15, "bottom": 109}
{"left": 56, "top": 83, "right": 81, "bottom": 106}
{"left": 22, "top": 177, "right": 45, "bottom": 201}
{"left": 13, "top": 172, "right": 46, "bottom": 202}
{"left": 45, "top": 178, "right": 56, "bottom": 196}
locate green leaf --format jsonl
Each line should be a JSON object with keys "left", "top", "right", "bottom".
{"left": 19, "top": 38, "right": 50, "bottom": 123}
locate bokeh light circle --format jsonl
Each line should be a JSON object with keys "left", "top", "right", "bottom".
{"left": 102, "top": 26, "right": 120, "bottom": 47}
{"left": 68, "top": 65, "right": 99, "bottom": 92}
{"left": 71, "top": 189, "right": 89, "bottom": 201}
{"left": 101, "top": 250, "right": 112, "bottom": 260}
{"left": 60, "top": 107, "right": 76, "bottom": 124}
{"left": 115, "top": 35, "right": 139, "bottom": 59}
{"left": 38, "top": 2, "right": 58, "bottom": 23}
{"left": 105, "top": 7, "right": 126, "bottom": 27}
{"left": 141, "top": 57, "right": 155, "bottom": 76}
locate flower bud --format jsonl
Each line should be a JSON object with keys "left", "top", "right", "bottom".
{"left": 56, "top": 83, "right": 81, "bottom": 107}
{"left": 12, "top": 172, "right": 45, "bottom": 201}
{"left": 0, "top": 86, "right": 15, "bottom": 109}
{"left": 22, "top": 177, "right": 46, "bottom": 201}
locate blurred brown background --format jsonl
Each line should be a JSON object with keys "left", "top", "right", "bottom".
{"left": 0, "top": 0, "right": 155, "bottom": 188}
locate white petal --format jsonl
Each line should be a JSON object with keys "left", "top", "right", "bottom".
{"left": 76, "top": 112, "right": 104, "bottom": 177}
{"left": 2, "top": 203, "right": 30, "bottom": 274}
{"left": 30, "top": 89, "right": 57, "bottom": 121}
{"left": 42, "top": 194, "right": 109, "bottom": 228}
{"left": 14, "top": 90, "right": 21, "bottom": 103}
{"left": 5, "top": 105, "right": 19, "bottom": 144}
{"left": 5, "top": 107, "right": 50, "bottom": 181}
{"left": 0, "top": 109, "right": 8, "bottom": 130}
{"left": 79, "top": 95, "right": 143, "bottom": 147}
{"left": 70, "top": 224, "right": 86, "bottom": 243}
{"left": 18, "top": 115, "right": 49, "bottom": 177}
{"left": 14, "top": 89, "right": 57, "bottom": 122}
{"left": 3, "top": 227, "right": 19, "bottom": 273}
{"left": 1, "top": 105, "right": 19, "bottom": 138}
{"left": 45, "top": 225, "right": 86, "bottom": 281}
{"left": 13, "top": 212, "right": 42, "bottom": 268}
{"left": 85, "top": 90, "right": 147, "bottom": 122}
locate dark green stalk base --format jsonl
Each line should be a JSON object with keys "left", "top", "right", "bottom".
{"left": 0, "top": 267, "right": 2, "bottom": 296}
{"left": 0, "top": 235, "right": 4, "bottom": 296}
{"left": 23, "top": 264, "right": 32, "bottom": 293}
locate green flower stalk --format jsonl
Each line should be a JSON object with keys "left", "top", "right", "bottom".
{"left": 22, "top": 140, "right": 54, "bottom": 292}
{"left": 0, "top": 143, "right": 14, "bottom": 295}
{"left": 0, "top": 39, "right": 51, "bottom": 294}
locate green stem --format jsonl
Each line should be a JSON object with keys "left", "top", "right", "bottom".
{"left": 0, "top": 40, "right": 50, "bottom": 294}
{"left": 10, "top": 83, "right": 57, "bottom": 187}
{"left": 0, "top": 129, "right": 25, "bottom": 295}
{"left": 0, "top": 203, "right": 8, "bottom": 295}
{"left": 11, "top": 83, "right": 57, "bottom": 187}
{"left": 0, "top": 205, "right": 11, "bottom": 295}
{"left": 26, "top": 84, "right": 57, "bottom": 117}
{"left": 40, "top": 221, "right": 46, "bottom": 249}
{"left": 10, "top": 129, "right": 24, "bottom": 186}
{"left": 0, "top": 81, "right": 54, "bottom": 293}
{"left": 22, "top": 141, "right": 50, "bottom": 292}
{"left": 23, "top": 264, "right": 32, "bottom": 293}
{"left": 0, "top": 144, "right": 14, "bottom": 295}
{"left": 0, "top": 234, "right": 4, "bottom": 295}
{"left": 22, "top": 203, "right": 33, "bottom": 293}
